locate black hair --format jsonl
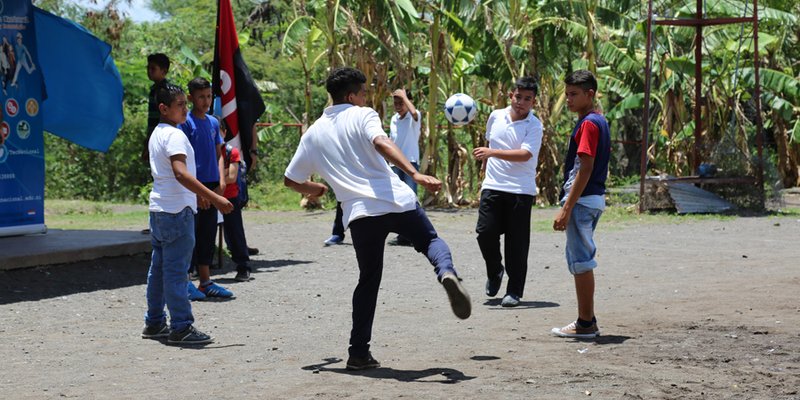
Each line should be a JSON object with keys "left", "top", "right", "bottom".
{"left": 147, "top": 53, "right": 170, "bottom": 71}
{"left": 325, "top": 67, "right": 367, "bottom": 103}
{"left": 564, "top": 70, "right": 598, "bottom": 93}
{"left": 187, "top": 77, "right": 212, "bottom": 94}
{"left": 156, "top": 83, "right": 184, "bottom": 107}
{"left": 514, "top": 76, "right": 539, "bottom": 96}
{"left": 219, "top": 118, "right": 229, "bottom": 133}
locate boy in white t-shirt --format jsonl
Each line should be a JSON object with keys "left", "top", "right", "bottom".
{"left": 387, "top": 88, "right": 421, "bottom": 246}
{"left": 142, "top": 83, "right": 233, "bottom": 346}
{"left": 472, "top": 77, "right": 543, "bottom": 308}
{"left": 284, "top": 67, "right": 471, "bottom": 371}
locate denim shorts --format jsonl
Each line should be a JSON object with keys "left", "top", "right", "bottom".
{"left": 565, "top": 204, "right": 603, "bottom": 275}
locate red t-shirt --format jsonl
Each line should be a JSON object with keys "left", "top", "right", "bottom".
{"left": 574, "top": 119, "right": 600, "bottom": 158}
{"left": 223, "top": 147, "right": 241, "bottom": 199}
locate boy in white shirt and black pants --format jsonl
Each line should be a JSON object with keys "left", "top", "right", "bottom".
{"left": 472, "top": 77, "right": 543, "bottom": 308}
{"left": 284, "top": 67, "right": 471, "bottom": 370}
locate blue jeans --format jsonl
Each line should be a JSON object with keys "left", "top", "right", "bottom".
{"left": 391, "top": 161, "right": 419, "bottom": 197}
{"left": 146, "top": 207, "right": 195, "bottom": 331}
{"left": 565, "top": 204, "right": 603, "bottom": 275}
{"left": 347, "top": 204, "right": 457, "bottom": 357}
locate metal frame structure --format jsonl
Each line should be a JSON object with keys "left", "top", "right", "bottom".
{"left": 638, "top": 0, "right": 764, "bottom": 212}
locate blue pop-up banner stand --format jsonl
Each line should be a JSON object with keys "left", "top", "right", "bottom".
{"left": 0, "top": 0, "right": 46, "bottom": 236}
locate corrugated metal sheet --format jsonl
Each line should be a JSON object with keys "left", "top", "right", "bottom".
{"left": 666, "top": 183, "right": 735, "bottom": 214}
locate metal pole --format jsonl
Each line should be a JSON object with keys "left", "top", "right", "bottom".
{"left": 638, "top": 0, "right": 655, "bottom": 213}
{"left": 753, "top": 0, "right": 764, "bottom": 204}
{"left": 693, "top": 0, "right": 703, "bottom": 174}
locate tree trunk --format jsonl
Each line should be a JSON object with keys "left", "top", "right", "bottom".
{"left": 774, "top": 114, "right": 800, "bottom": 188}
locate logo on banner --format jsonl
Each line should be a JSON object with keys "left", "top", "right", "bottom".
{"left": 0, "top": 1, "right": 4, "bottom": 15}
{"left": 0, "top": 145, "right": 7, "bottom": 163}
{"left": 25, "top": 99, "right": 39, "bottom": 117}
{"left": 0, "top": 121, "right": 8, "bottom": 142}
{"left": 17, "top": 120, "right": 31, "bottom": 139}
{"left": 5, "top": 98, "right": 19, "bottom": 117}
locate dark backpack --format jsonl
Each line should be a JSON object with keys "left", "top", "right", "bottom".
{"left": 224, "top": 144, "right": 249, "bottom": 207}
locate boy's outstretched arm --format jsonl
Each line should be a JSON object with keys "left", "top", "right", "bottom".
{"left": 373, "top": 135, "right": 441, "bottom": 193}
{"left": 553, "top": 153, "right": 594, "bottom": 231}
{"left": 472, "top": 147, "right": 532, "bottom": 162}
{"left": 283, "top": 176, "right": 328, "bottom": 198}
{"left": 170, "top": 154, "right": 233, "bottom": 214}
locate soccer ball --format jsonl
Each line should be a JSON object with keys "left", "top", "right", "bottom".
{"left": 444, "top": 93, "right": 477, "bottom": 126}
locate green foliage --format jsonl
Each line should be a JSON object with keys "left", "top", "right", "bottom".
{"left": 36, "top": 0, "right": 800, "bottom": 208}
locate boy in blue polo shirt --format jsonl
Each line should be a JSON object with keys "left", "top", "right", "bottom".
{"left": 180, "top": 77, "right": 233, "bottom": 300}
{"left": 551, "top": 70, "right": 611, "bottom": 339}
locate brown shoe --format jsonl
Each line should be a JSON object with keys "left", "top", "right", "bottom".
{"left": 551, "top": 320, "right": 600, "bottom": 338}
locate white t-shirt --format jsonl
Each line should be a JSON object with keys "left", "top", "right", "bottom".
{"left": 390, "top": 110, "right": 421, "bottom": 163}
{"left": 149, "top": 123, "right": 197, "bottom": 213}
{"left": 284, "top": 104, "right": 417, "bottom": 228}
{"left": 481, "top": 107, "right": 544, "bottom": 196}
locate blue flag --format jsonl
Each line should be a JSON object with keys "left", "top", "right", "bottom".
{"left": 33, "top": 7, "right": 123, "bottom": 152}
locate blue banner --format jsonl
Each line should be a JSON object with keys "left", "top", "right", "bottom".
{"left": 0, "top": 0, "right": 46, "bottom": 236}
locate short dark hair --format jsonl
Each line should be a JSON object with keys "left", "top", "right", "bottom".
{"left": 564, "top": 70, "right": 597, "bottom": 92}
{"left": 514, "top": 76, "right": 538, "bottom": 96}
{"left": 219, "top": 118, "right": 229, "bottom": 133}
{"left": 187, "top": 77, "right": 212, "bottom": 94}
{"left": 147, "top": 53, "right": 170, "bottom": 71}
{"left": 156, "top": 83, "right": 184, "bottom": 107}
{"left": 325, "top": 67, "right": 367, "bottom": 103}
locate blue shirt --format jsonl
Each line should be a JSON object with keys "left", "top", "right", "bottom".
{"left": 180, "top": 112, "right": 222, "bottom": 183}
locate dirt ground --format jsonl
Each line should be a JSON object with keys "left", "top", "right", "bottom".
{"left": 1, "top": 208, "right": 799, "bottom": 399}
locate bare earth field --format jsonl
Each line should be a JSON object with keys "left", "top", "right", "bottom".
{"left": 1, "top": 208, "right": 798, "bottom": 399}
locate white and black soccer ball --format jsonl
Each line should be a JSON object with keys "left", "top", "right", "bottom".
{"left": 444, "top": 93, "right": 477, "bottom": 126}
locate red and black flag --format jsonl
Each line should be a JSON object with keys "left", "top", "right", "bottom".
{"left": 213, "top": 0, "right": 265, "bottom": 166}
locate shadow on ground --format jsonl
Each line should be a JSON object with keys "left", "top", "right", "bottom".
{"left": 0, "top": 254, "right": 152, "bottom": 304}
{"left": 301, "top": 358, "right": 476, "bottom": 383}
{"left": 482, "top": 299, "right": 559, "bottom": 309}
{"left": 0, "top": 255, "right": 313, "bottom": 305}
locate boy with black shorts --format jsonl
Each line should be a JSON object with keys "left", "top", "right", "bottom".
{"left": 180, "top": 77, "right": 234, "bottom": 300}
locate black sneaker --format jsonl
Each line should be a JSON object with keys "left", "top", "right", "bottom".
{"left": 167, "top": 325, "right": 214, "bottom": 345}
{"left": 234, "top": 267, "right": 251, "bottom": 282}
{"left": 441, "top": 272, "right": 471, "bottom": 319}
{"left": 247, "top": 247, "right": 259, "bottom": 256}
{"left": 485, "top": 272, "right": 503, "bottom": 297}
{"left": 141, "top": 322, "right": 169, "bottom": 339}
{"left": 346, "top": 352, "right": 381, "bottom": 371}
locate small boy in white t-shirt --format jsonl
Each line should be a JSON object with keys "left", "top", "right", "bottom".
{"left": 387, "top": 88, "right": 421, "bottom": 246}
{"left": 142, "top": 83, "right": 233, "bottom": 346}
{"left": 284, "top": 67, "right": 471, "bottom": 371}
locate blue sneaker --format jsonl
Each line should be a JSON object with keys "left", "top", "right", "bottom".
{"left": 188, "top": 282, "right": 206, "bottom": 301}
{"left": 324, "top": 235, "right": 344, "bottom": 246}
{"left": 199, "top": 281, "right": 234, "bottom": 298}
